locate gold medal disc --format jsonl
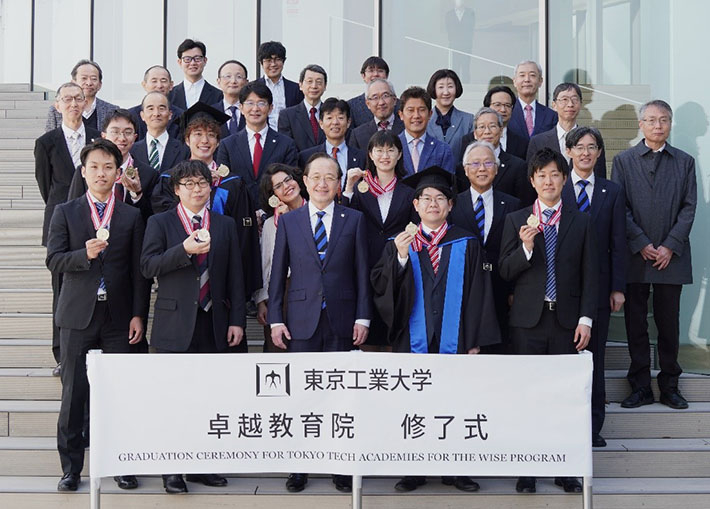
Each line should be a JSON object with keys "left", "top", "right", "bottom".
{"left": 124, "top": 166, "right": 137, "bottom": 179}
{"left": 96, "top": 228, "right": 110, "bottom": 241}
{"left": 357, "top": 181, "right": 369, "bottom": 193}
{"left": 217, "top": 164, "right": 230, "bottom": 177}
{"left": 196, "top": 229, "right": 210, "bottom": 242}
{"left": 405, "top": 222, "right": 418, "bottom": 236}
{"left": 526, "top": 214, "right": 540, "bottom": 228}
{"left": 268, "top": 195, "right": 280, "bottom": 208}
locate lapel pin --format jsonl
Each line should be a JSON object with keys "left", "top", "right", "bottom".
{"left": 341, "top": 213, "right": 345, "bottom": 217}
{"left": 602, "top": 189, "right": 606, "bottom": 193}
{"left": 272, "top": 139, "right": 276, "bottom": 143}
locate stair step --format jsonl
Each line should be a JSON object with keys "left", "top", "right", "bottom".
{"left": 0, "top": 315, "right": 53, "bottom": 339}
{"left": 0, "top": 93, "right": 46, "bottom": 101}
{"left": 0, "top": 149, "right": 34, "bottom": 161}
{"left": 0, "top": 200, "right": 45, "bottom": 210}
{"left": 0, "top": 227, "right": 43, "bottom": 245}
{"left": 604, "top": 403, "right": 710, "bottom": 439}
{"left": 3, "top": 110, "right": 50, "bottom": 119}
{"left": 605, "top": 370, "right": 710, "bottom": 403}
{"left": 0, "top": 174, "right": 39, "bottom": 185}
{"left": 0, "top": 340, "right": 54, "bottom": 369}
{"left": 0, "top": 129, "right": 44, "bottom": 139}
{"left": 2, "top": 100, "right": 51, "bottom": 110}
{"left": 0, "top": 268, "right": 51, "bottom": 289}
{"left": 0, "top": 85, "right": 31, "bottom": 92}
{"left": 0, "top": 246, "right": 46, "bottom": 266}
{"left": 0, "top": 292, "right": 52, "bottom": 313}
{"left": 0, "top": 139, "right": 35, "bottom": 150}
{"left": 0, "top": 369, "right": 59, "bottom": 400}
{"left": 0, "top": 161, "right": 34, "bottom": 170}
{"left": 0, "top": 119, "right": 45, "bottom": 128}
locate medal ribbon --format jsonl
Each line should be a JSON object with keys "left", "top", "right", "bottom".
{"left": 207, "top": 160, "right": 222, "bottom": 188}
{"left": 363, "top": 170, "right": 397, "bottom": 197}
{"left": 85, "top": 191, "right": 115, "bottom": 232}
{"left": 411, "top": 222, "right": 448, "bottom": 253}
{"left": 176, "top": 203, "right": 210, "bottom": 236}
{"left": 274, "top": 198, "right": 307, "bottom": 229}
{"left": 532, "top": 199, "right": 562, "bottom": 232}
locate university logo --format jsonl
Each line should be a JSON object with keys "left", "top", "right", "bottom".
{"left": 256, "top": 363, "right": 291, "bottom": 397}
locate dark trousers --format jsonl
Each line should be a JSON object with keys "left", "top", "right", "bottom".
{"left": 288, "top": 309, "right": 354, "bottom": 352}
{"left": 588, "top": 307, "right": 610, "bottom": 436}
{"left": 155, "top": 308, "right": 217, "bottom": 353}
{"left": 51, "top": 270, "right": 63, "bottom": 362}
{"left": 57, "top": 301, "right": 129, "bottom": 475}
{"left": 510, "top": 307, "right": 577, "bottom": 355}
{"left": 624, "top": 283, "right": 683, "bottom": 392}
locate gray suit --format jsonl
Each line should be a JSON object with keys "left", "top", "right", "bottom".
{"left": 426, "top": 106, "right": 473, "bottom": 165}
{"left": 45, "top": 97, "right": 119, "bottom": 132}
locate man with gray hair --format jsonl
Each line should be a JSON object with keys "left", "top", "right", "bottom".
{"left": 450, "top": 140, "right": 521, "bottom": 351}
{"left": 350, "top": 78, "right": 404, "bottom": 150}
{"left": 611, "top": 99, "right": 697, "bottom": 410}
{"left": 277, "top": 64, "right": 328, "bottom": 152}
{"left": 508, "top": 60, "right": 557, "bottom": 140}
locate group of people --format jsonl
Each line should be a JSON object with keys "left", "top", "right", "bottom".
{"left": 35, "top": 37, "right": 697, "bottom": 496}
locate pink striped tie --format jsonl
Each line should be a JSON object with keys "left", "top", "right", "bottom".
{"left": 524, "top": 104, "right": 534, "bottom": 136}
{"left": 411, "top": 138, "right": 421, "bottom": 172}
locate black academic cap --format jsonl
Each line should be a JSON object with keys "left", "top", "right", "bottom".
{"left": 402, "top": 165, "right": 456, "bottom": 198}
{"left": 176, "top": 101, "right": 230, "bottom": 132}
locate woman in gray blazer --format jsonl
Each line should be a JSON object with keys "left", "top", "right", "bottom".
{"left": 426, "top": 69, "right": 474, "bottom": 161}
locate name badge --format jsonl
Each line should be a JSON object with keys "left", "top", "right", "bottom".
{"left": 243, "top": 217, "right": 253, "bottom": 227}
{"left": 482, "top": 262, "right": 493, "bottom": 272}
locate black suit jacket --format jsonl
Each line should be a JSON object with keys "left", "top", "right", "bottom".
{"left": 141, "top": 209, "right": 245, "bottom": 352}
{"left": 35, "top": 127, "right": 101, "bottom": 246}
{"left": 499, "top": 205, "right": 598, "bottom": 329}
{"left": 277, "top": 102, "right": 326, "bottom": 152}
{"left": 46, "top": 197, "right": 150, "bottom": 330}
{"left": 168, "top": 81, "right": 223, "bottom": 111}
{"left": 130, "top": 135, "right": 190, "bottom": 172}
{"left": 215, "top": 128, "right": 299, "bottom": 206}
{"left": 504, "top": 128, "right": 529, "bottom": 160}
{"left": 210, "top": 101, "right": 246, "bottom": 139}
{"left": 256, "top": 76, "right": 303, "bottom": 107}
{"left": 527, "top": 127, "right": 607, "bottom": 179}
{"left": 350, "top": 117, "right": 405, "bottom": 151}
{"left": 128, "top": 104, "right": 184, "bottom": 141}
{"left": 562, "top": 177, "right": 626, "bottom": 307}
{"left": 508, "top": 100, "right": 558, "bottom": 140}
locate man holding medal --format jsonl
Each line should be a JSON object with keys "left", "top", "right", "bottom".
{"left": 46, "top": 139, "right": 151, "bottom": 492}
{"left": 498, "top": 147, "right": 598, "bottom": 494}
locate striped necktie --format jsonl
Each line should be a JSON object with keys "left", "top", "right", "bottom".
{"left": 192, "top": 215, "right": 211, "bottom": 311}
{"left": 313, "top": 211, "right": 328, "bottom": 309}
{"left": 148, "top": 138, "right": 160, "bottom": 170}
{"left": 577, "top": 180, "right": 590, "bottom": 213}
{"left": 69, "top": 132, "right": 82, "bottom": 168}
{"left": 474, "top": 195, "right": 485, "bottom": 243}
{"left": 228, "top": 105, "right": 239, "bottom": 135}
{"left": 95, "top": 202, "right": 107, "bottom": 295}
{"left": 543, "top": 208, "right": 557, "bottom": 301}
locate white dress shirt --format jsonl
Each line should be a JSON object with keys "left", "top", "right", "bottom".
{"left": 61, "top": 122, "right": 87, "bottom": 168}
{"left": 246, "top": 125, "right": 269, "bottom": 162}
{"left": 265, "top": 76, "right": 286, "bottom": 130}
{"left": 83, "top": 98, "right": 97, "bottom": 120}
{"left": 518, "top": 98, "right": 538, "bottom": 125}
{"left": 404, "top": 131, "right": 426, "bottom": 157}
{"left": 571, "top": 170, "right": 595, "bottom": 205}
{"left": 145, "top": 130, "right": 169, "bottom": 168}
{"left": 183, "top": 78, "right": 205, "bottom": 108}
{"left": 469, "top": 187, "right": 494, "bottom": 243}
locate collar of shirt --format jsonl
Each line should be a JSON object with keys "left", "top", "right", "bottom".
{"left": 146, "top": 130, "right": 169, "bottom": 148}
{"left": 571, "top": 169, "right": 595, "bottom": 187}
{"left": 421, "top": 222, "right": 447, "bottom": 236}
{"left": 223, "top": 99, "right": 240, "bottom": 112}
{"left": 494, "top": 144, "right": 501, "bottom": 158}
{"left": 82, "top": 98, "right": 97, "bottom": 119}
{"left": 469, "top": 186, "right": 493, "bottom": 204}
{"left": 87, "top": 190, "right": 107, "bottom": 206}
{"left": 61, "top": 122, "right": 86, "bottom": 140}
{"left": 308, "top": 200, "right": 335, "bottom": 221}
{"left": 375, "top": 112, "right": 396, "bottom": 126}
{"left": 404, "top": 130, "right": 427, "bottom": 145}
{"left": 304, "top": 100, "right": 321, "bottom": 115}
{"left": 184, "top": 78, "right": 205, "bottom": 91}
{"left": 556, "top": 122, "right": 577, "bottom": 142}
{"left": 182, "top": 204, "right": 208, "bottom": 221}
{"left": 247, "top": 125, "right": 269, "bottom": 142}
{"left": 541, "top": 199, "right": 562, "bottom": 214}
{"left": 519, "top": 97, "right": 537, "bottom": 113}
{"left": 120, "top": 158, "right": 130, "bottom": 172}
{"left": 643, "top": 139, "right": 666, "bottom": 153}
{"left": 325, "top": 139, "right": 347, "bottom": 154}
{"left": 265, "top": 75, "right": 284, "bottom": 90}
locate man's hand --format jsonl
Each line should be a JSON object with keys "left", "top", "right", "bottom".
{"left": 183, "top": 230, "right": 210, "bottom": 255}
{"left": 128, "top": 316, "right": 144, "bottom": 345}
{"left": 640, "top": 243, "right": 658, "bottom": 261}
{"left": 653, "top": 245, "right": 673, "bottom": 270}
{"left": 86, "top": 238, "right": 108, "bottom": 260}
{"left": 271, "top": 324, "right": 291, "bottom": 350}
{"left": 574, "top": 324, "right": 592, "bottom": 351}
{"left": 345, "top": 168, "right": 364, "bottom": 193}
{"left": 519, "top": 225, "right": 538, "bottom": 253}
{"left": 467, "top": 346, "right": 481, "bottom": 354}
{"left": 121, "top": 171, "right": 142, "bottom": 194}
{"left": 352, "top": 323, "right": 369, "bottom": 346}
{"left": 256, "top": 301, "right": 268, "bottom": 326}
{"left": 227, "top": 326, "right": 244, "bottom": 347}
{"left": 394, "top": 231, "right": 415, "bottom": 259}
{"left": 610, "top": 291, "right": 625, "bottom": 312}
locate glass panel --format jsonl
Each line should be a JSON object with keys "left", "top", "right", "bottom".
{"left": 93, "top": 0, "right": 163, "bottom": 107}
{"left": 0, "top": 0, "right": 32, "bottom": 84}
{"left": 549, "top": 0, "right": 710, "bottom": 374}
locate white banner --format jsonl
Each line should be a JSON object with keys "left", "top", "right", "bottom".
{"left": 88, "top": 351, "right": 592, "bottom": 478}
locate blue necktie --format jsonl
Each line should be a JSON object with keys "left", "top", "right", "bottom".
{"left": 95, "top": 202, "right": 107, "bottom": 295}
{"left": 577, "top": 180, "right": 590, "bottom": 213}
{"left": 543, "top": 208, "right": 557, "bottom": 301}
{"left": 314, "top": 211, "right": 328, "bottom": 263}
{"left": 228, "top": 106, "right": 239, "bottom": 135}
{"left": 473, "top": 195, "right": 485, "bottom": 244}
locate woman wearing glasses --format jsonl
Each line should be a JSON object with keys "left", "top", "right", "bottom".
{"left": 425, "top": 69, "right": 474, "bottom": 162}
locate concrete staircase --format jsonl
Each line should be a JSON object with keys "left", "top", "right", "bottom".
{"left": 0, "top": 83, "right": 708, "bottom": 507}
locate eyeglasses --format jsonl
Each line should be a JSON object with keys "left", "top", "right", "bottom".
{"left": 262, "top": 57, "right": 284, "bottom": 64}
{"left": 178, "top": 180, "right": 210, "bottom": 190}
{"left": 464, "top": 161, "right": 496, "bottom": 170}
{"left": 572, "top": 144, "right": 599, "bottom": 153}
{"left": 641, "top": 117, "right": 671, "bottom": 126}
{"left": 372, "top": 147, "right": 399, "bottom": 157}
{"left": 367, "top": 92, "right": 394, "bottom": 102}
{"left": 417, "top": 196, "right": 449, "bottom": 206}
{"left": 106, "top": 128, "right": 135, "bottom": 138}
{"left": 307, "top": 175, "right": 339, "bottom": 184}
{"left": 474, "top": 123, "right": 500, "bottom": 132}
{"left": 58, "top": 95, "right": 85, "bottom": 104}
{"left": 555, "top": 96, "right": 581, "bottom": 106}
{"left": 272, "top": 174, "right": 294, "bottom": 192}
{"left": 219, "top": 74, "right": 246, "bottom": 81}
{"left": 243, "top": 100, "right": 269, "bottom": 108}
{"left": 190, "top": 131, "right": 219, "bottom": 141}
{"left": 181, "top": 56, "right": 205, "bottom": 64}
{"left": 490, "top": 102, "right": 513, "bottom": 110}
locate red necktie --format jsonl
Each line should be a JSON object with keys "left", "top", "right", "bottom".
{"left": 378, "top": 120, "right": 389, "bottom": 130}
{"left": 309, "top": 107, "right": 319, "bottom": 142}
{"left": 252, "top": 132, "right": 263, "bottom": 178}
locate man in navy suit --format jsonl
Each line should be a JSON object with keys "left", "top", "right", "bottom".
{"left": 215, "top": 81, "right": 299, "bottom": 211}
{"left": 128, "top": 66, "right": 183, "bottom": 140}
{"left": 278, "top": 64, "right": 327, "bottom": 152}
{"left": 347, "top": 56, "right": 400, "bottom": 128}
{"left": 508, "top": 61, "right": 558, "bottom": 140}
{"left": 130, "top": 92, "right": 190, "bottom": 172}
{"left": 212, "top": 60, "right": 248, "bottom": 139}
{"left": 562, "top": 126, "right": 626, "bottom": 448}
{"left": 169, "top": 39, "right": 223, "bottom": 110}
{"left": 298, "top": 98, "right": 366, "bottom": 190}
{"left": 483, "top": 85, "right": 528, "bottom": 160}
{"left": 527, "top": 83, "right": 607, "bottom": 179}
{"left": 268, "top": 153, "right": 370, "bottom": 494}
{"left": 350, "top": 79, "right": 405, "bottom": 150}
{"left": 256, "top": 41, "right": 304, "bottom": 130}
{"left": 398, "top": 86, "right": 454, "bottom": 175}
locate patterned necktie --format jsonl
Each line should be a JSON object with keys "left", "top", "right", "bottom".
{"left": 252, "top": 132, "right": 263, "bottom": 177}
{"left": 149, "top": 138, "right": 160, "bottom": 170}
{"left": 411, "top": 138, "right": 421, "bottom": 172}
{"left": 95, "top": 202, "right": 107, "bottom": 294}
{"left": 309, "top": 107, "right": 319, "bottom": 142}
{"left": 524, "top": 104, "right": 534, "bottom": 137}
{"left": 543, "top": 208, "right": 557, "bottom": 301}
{"left": 577, "top": 180, "right": 590, "bottom": 213}
{"left": 192, "top": 215, "right": 211, "bottom": 311}
{"left": 228, "top": 105, "right": 239, "bottom": 135}
{"left": 69, "top": 132, "right": 82, "bottom": 168}
{"left": 378, "top": 120, "right": 389, "bottom": 130}
{"left": 474, "top": 195, "right": 485, "bottom": 243}
{"left": 314, "top": 211, "right": 328, "bottom": 308}
{"left": 425, "top": 231, "right": 441, "bottom": 275}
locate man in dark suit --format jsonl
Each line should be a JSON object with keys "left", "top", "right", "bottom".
{"left": 128, "top": 65, "right": 183, "bottom": 140}
{"left": 169, "top": 39, "right": 223, "bottom": 110}
{"left": 611, "top": 100, "right": 697, "bottom": 411}
{"left": 215, "top": 81, "right": 299, "bottom": 209}
{"left": 268, "top": 153, "right": 370, "bottom": 494}
{"left": 130, "top": 92, "right": 190, "bottom": 172}
{"left": 212, "top": 60, "right": 248, "bottom": 139}
{"left": 45, "top": 60, "right": 118, "bottom": 132}
{"left": 508, "top": 61, "right": 558, "bottom": 140}
{"left": 256, "top": 40, "right": 303, "bottom": 130}
{"left": 562, "top": 126, "right": 627, "bottom": 447}
{"left": 347, "top": 56, "right": 400, "bottom": 128}
{"left": 527, "top": 83, "right": 606, "bottom": 179}
{"left": 483, "top": 85, "right": 528, "bottom": 159}
{"left": 499, "top": 147, "right": 597, "bottom": 495}
{"left": 298, "top": 98, "right": 366, "bottom": 190}
{"left": 278, "top": 64, "right": 327, "bottom": 152}
{"left": 36, "top": 83, "right": 101, "bottom": 371}
{"left": 46, "top": 139, "right": 150, "bottom": 492}
{"left": 350, "top": 78, "right": 404, "bottom": 150}
{"left": 141, "top": 160, "right": 245, "bottom": 493}
{"left": 456, "top": 107, "right": 535, "bottom": 206}
{"left": 397, "top": 87, "right": 454, "bottom": 175}
{"left": 450, "top": 141, "right": 521, "bottom": 351}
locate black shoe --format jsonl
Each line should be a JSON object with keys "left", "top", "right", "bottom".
{"left": 659, "top": 389, "right": 689, "bottom": 409}
{"left": 555, "top": 477, "right": 583, "bottom": 493}
{"left": 286, "top": 473, "right": 308, "bottom": 492}
{"left": 515, "top": 476, "right": 536, "bottom": 493}
{"left": 185, "top": 473, "right": 228, "bottom": 486}
{"left": 57, "top": 473, "right": 80, "bottom": 492}
{"left": 114, "top": 475, "right": 138, "bottom": 489}
{"left": 620, "top": 387, "right": 654, "bottom": 408}
{"left": 442, "top": 475, "right": 480, "bottom": 492}
{"left": 52, "top": 363, "right": 62, "bottom": 377}
{"left": 332, "top": 475, "right": 352, "bottom": 493}
{"left": 162, "top": 474, "right": 188, "bottom": 494}
{"left": 592, "top": 433, "right": 607, "bottom": 447}
{"left": 394, "top": 476, "right": 426, "bottom": 492}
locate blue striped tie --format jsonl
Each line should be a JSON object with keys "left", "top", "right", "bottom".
{"left": 543, "top": 208, "right": 557, "bottom": 301}
{"left": 95, "top": 202, "right": 107, "bottom": 294}
{"left": 148, "top": 138, "right": 160, "bottom": 170}
{"left": 314, "top": 211, "right": 327, "bottom": 309}
{"left": 577, "top": 180, "right": 590, "bottom": 213}
{"left": 473, "top": 195, "right": 485, "bottom": 243}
